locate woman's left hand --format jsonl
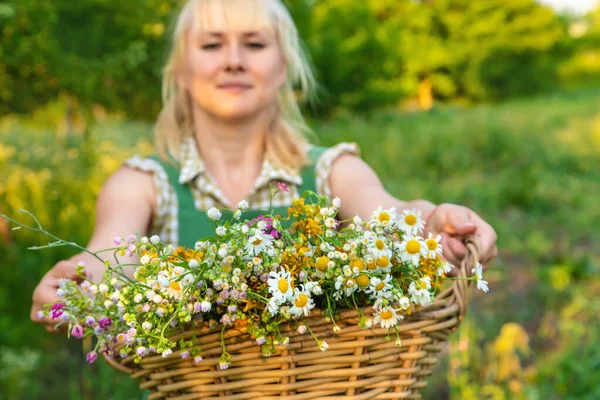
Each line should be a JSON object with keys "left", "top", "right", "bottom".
{"left": 423, "top": 203, "right": 498, "bottom": 270}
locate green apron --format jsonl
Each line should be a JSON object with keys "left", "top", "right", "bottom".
{"left": 148, "top": 146, "right": 326, "bottom": 247}
{"left": 139, "top": 146, "right": 326, "bottom": 398}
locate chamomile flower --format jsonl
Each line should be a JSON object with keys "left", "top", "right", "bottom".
{"left": 373, "top": 306, "right": 403, "bottom": 328}
{"left": 370, "top": 206, "right": 398, "bottom": 228}
{"left": 365, "top": 275, "right": 394, "bottom": 300}
{"left": 397, "top": 209, "right": 424, "bottom": 234}
{"left": 437, "top": 261, "right": 453, "bottom": 276}
{"left": 408, "top": 278, "right": 433, "bottom": 306}
{"left": 398, "top": 235, "right": 427, "bottom": 265}
{"left": 368, "top": 235, "right": 390, "bottom": 259}
{"left": 424, "top": 233, "right": 443, "bottom": 259}
{"left": 289, "top": 287, "right": 315, "bottom": 317}
{"left": 245, "top": 231, "right": 273, "bottom": 256}
{"left": 472, "top": 262, "right": 489, "bottom": 293}
{"left": 334, "top": 274, "right": 358, "bottom": 299}
{"left": 267, "top": 268, "right": 294, "bottom": 303}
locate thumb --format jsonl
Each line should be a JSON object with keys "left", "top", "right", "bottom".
{"left": 51, "top": 260, "right": 82, "bottom": 282}
{"left": 444, "top": 210, "right": 477, "bottom": 236}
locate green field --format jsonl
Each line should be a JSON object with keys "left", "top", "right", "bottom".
{"left": 1, "top": 86, "right": 599, "bottom": 399}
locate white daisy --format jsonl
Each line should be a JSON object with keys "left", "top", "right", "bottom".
{"left": 472, "top": 262, "right": 490, "bottom": 293}
{"left": 267, "top": 268, "right": 294, "bottom": 303}
{"left": 368, "top": 235, "right": 391, "bottom": 259}
{"left": 334, "top": 274, "right": 358, "bottom": 299}
{"left": 373, "top": 306, "right": 403, "bottom": 328}
{"left": 289, "top": 287, "right": 315, "bottom": 317}
{"left": 424, "top": 233, "right": 443, "bottom": 259}
{"left": 245, "top": 231, "right": 273, "bottom": 256}
{"left": 370, "top": 206, "right": 398, "bottom": 228}
{"left": 397, "top": 235, "right": 427, "bottom": 265}
{"left": 398, "top": 296, "right": 410, "bottom": 310}
{"left": 365, "top": 275, "right": 394, "bottom": 300}
{"left": 408, "top": 278, "right": 433, "bottom": 306}
{"left": 397, "top": 209, "right": 424, "bottom": 234}
{"left": 437, "top": 261, "right": 453, "bottom": 276}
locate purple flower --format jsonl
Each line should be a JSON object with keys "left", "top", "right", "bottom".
{"left": 194, "top": 355, "right": 203, "bottom": 364}
{"left": 86, "top": 351, "right": 98, "bottom": 363}
{"left": 220, "top": 314, "right": 232, "bottom": 326}
{"left": 220, "top": 290, "right": 229, "bottom": 300}
{"left": 276, "top": 182, "right": 289, "bottom": 192}
{"left": 299, "top": 271, "right": 306, "bottom": 282}
{"left": 193, "top": 302, "right": 202, "bottom": 313}
{"left": 227, "top": 305, "right": 237, "bottom": 313}
{"left": 127, "top": 244, "right": 136, "bottom": 257}
{"left": 98, "top": 317, "right": 112, "bottom": 330}
{"left": 239, "top": 291, "right": 247, "bottom": 300}
{"left": 136, "top": 347, "right": 148, "bottom": 357}
{"left": 71, "top": 325, "right": 84, "bottom": 339}
{"left": 180, "top": 351, "right": 190, "bottom": 359}
{"left": 216, "top": 298, "right": 224, "bottom": 305}
{"left": 126, "top": 234, "right": 136, "bottom": 243}
{"left": 50, "top": 303, "right": 64, "bottom": 320}
{"left": 36, "top": 311, "right": 45, "bottom": 320}
{"left": 114, "top": 237, "right": 122, "bottom": 245}
{"left": 256, "top": 336, "right": 267, "bottom": 345}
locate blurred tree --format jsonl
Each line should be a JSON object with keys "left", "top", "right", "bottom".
{"left": 0, "top": 0, "right": 179, "bottom": 121}
{"left": 0, "top": 0, "right": 572, "bottom": 118}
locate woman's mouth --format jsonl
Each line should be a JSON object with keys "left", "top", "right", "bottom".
{"left": 218, "top": 84, "right": 252, "bottom": 93}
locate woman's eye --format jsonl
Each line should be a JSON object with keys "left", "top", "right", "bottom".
{"left": 247, "top": 42, "right": 265, "bottom": 49}
{"left": 201, "top": 43, "right": 221, "bottom": 50}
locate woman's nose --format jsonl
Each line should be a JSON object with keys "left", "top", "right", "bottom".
{"left": 225, "top": 43, "right": 245, "bottom": 72}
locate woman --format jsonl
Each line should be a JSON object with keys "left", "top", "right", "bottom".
{"left": 31, "top": 0, "right": 497, "bottom": 332}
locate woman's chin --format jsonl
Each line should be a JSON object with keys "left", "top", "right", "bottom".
{"left": 211, "top": 105, "right": 266, "bottom": 123}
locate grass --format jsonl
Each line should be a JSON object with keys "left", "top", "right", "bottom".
{"left": 0, "top": 86, "right": 598, "bottom": 399}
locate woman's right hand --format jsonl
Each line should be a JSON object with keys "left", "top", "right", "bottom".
{"left": 30, "top": 165, "right": 155, "bottom": 333}
{"left": 30, "top": 260, "right": 82, "bottom": 332}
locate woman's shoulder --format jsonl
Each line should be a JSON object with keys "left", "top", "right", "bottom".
{"left": 105, "top": 157, "right": 157, "bottom": 199}
{"left": 310, "top": 142, "right": 361, "bottom": 197}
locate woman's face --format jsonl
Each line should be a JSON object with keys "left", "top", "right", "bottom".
{"left": 179, "top": 29, "right": 286, "bottom": 122}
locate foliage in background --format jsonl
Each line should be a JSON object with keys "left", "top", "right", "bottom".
{"left": 2, "top": 0, "right": 600, "bottom": 119}
{"left": 1, "top": 86, "right": 598, "bottom": 399}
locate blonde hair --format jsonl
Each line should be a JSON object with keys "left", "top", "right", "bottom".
{"left": 156, "top": 0, "right": 317, "bottom": 172}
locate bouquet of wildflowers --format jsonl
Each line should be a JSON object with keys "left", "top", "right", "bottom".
{"left": 5, "top": 187, "right": 488, "bottom": 370}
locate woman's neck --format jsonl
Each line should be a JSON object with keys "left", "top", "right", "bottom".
{"left": 191, "top": 106, "right": 271, "bottom": 205}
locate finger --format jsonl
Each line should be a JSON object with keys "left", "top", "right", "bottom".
{"left": 52, "top": 260, "right": 81, "bottom": 281}
{"left": 468, "top": 213, "right": 498, "bottom": 263}
{"left": 440, "top": 233, "right": 462, "bottom": 266}
{"left": 445, "top": 209, "right": 477, "bottom": 236}
{"left": 447, "top": 236, "right": 467, "bottom": 260}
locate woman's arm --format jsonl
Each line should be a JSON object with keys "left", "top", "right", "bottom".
{"left": 330, "top": 154, "right": 497, "bottom": 267}
{"left": 30, "top": 166, "right": 156, "bottom": 331}
{"left": 330, "top": 154, "right": 436, "bottom": 222}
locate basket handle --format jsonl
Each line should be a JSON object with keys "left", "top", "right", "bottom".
{"left": 451, "top": 234, "right": 482, "bottom": 322}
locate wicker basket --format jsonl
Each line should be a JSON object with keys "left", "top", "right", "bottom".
{"left": 106, "top": 237, "right": 480, "bottom": 399}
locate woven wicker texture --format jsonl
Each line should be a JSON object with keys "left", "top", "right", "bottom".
{"left": 106, "top": 237, "right": 481, "bottom": 399}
